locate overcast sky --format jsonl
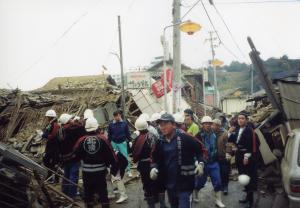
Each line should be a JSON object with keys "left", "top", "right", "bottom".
{"left": 1, "top": 0, "right": 300, "bottom": 90}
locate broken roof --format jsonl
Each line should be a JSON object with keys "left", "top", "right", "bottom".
{"left": 37, "top": 74, "right": 108, "bottom": 91}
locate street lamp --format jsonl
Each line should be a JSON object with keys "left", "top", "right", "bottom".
{"left": 161, "top": 20, "right": 201, "bottom": 113}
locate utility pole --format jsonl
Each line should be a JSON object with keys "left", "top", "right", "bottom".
{"left": 172, "top": 0, "right": 181, "bottom": 113}
{"left": 207, "top": 31, "right": 218, "bottom": 107}
{"left": 250, "top": 65, "right": 254, "bottom": 95}
{"left": 161, "top": 35, "right": 168, "bottom": 112}
{"left": 118, "top": 16, "right": 126, "bottom": 117}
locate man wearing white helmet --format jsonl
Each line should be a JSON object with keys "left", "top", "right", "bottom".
{"left": 140, "top": 113, "right": 159, "bottom": 138}
{"left": 173, "top": 113, "right": 186, "bottom": 131}
{"left": 42, "top": 109, "right": 60, "bottom": 184}
{"left": 194, "top": 116, "right": 225, "bottom": 208}
{"left": 57, "top": 113, "right": 85, "bottom": 199}
{"left": 74, "top": 117, "right": 119, "bottom": 208}
{"left": 83, "top": 109, "right": 94, "bottom": 120}
{"left": 212, "top": 118, "right": 230, "bottom": 195}
{"left": 132, "top": 118, "right": 166, "bottom": 208}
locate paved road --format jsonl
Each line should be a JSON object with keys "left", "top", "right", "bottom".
{"left": 108, "top": 176, "right": 287, "bottom": 208}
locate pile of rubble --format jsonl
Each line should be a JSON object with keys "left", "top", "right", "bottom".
{"left": 0, "top": 142, "right": 84, "bottom": 208}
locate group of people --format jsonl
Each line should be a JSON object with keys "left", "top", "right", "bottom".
{"left": 133, "top": 109, "right": 258, "bottom": 208}
{"left": 42, "top": 109, "right": 131, "bottom": 208}
{"left": 42, "top": 107, "right": 258, "bottom": 208}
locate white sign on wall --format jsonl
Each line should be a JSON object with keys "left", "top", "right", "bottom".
{"left": 126, "top": 72, "right": 151, "bottom": 89}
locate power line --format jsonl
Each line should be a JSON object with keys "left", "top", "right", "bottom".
{"left": 200, "top": 0, "right": 242, "bottom": 61}
{"left": 210, "top": 2, "right": 248, "bottom": 60}
{"left": 181, "top": 0, "right": 201, "bottom": 20}
{"left": 10, "top": 0, "right": 104, "bottom": 84}
{"left": 215, "top": 0, "right": 300, "bottom": 5}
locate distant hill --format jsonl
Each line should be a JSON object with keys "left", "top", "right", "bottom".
{"left": 208, "top": 55, "right": 300, "bottom": 94}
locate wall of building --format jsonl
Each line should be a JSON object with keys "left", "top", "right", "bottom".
{"left": 221, "top": 97, "right": 248, "bottom": 115}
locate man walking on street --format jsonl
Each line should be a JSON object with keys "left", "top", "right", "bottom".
{"left": 229, "top": 112, "right": 258, "bottom": 208}
{"left": 195, "top": 116, "right": 226, "bottom": 208}
{"left": 108, "top": 110, "right": 132, "bottom": 177}
{"left": 57, "top": 113, "right": 85, "bottom": 199}
{"left": 212, "top": 118, "right": 230, "bottom": 195}
{"left": 150, "top": 113, "right": 204, "bottom": 208}
{"left": 74, "top": 117, "right": 119, "bottom": 208}
{"left": 133, "top": 117, "right": 166, "bottom": 208}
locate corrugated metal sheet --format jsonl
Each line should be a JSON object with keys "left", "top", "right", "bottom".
{"left": 278, "top": 81, "right": 300, "bottom": 120}
{"left": 130, "top": 88, "right": 190, "bottom": 115}
{"left": 0, "top": 142, "right": 47, "bottom": 177}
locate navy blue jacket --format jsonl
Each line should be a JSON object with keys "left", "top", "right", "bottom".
{"left": 107, "top": 120, "right": 131, "bottom": 144}
{"left": 151, "top": 129, "right": 203, "bottom": 192}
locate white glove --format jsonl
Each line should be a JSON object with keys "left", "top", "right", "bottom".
{"left": 194, "top": 162, "right": 204, "bottom": 177}
{"left": 150, "top": 168, "right": 158, "bottom": 180}
{"left": 134, "top": 130, "right": 140, "bottom": 137}
{"left": 244, "top": 153, "right": 252, "bottom": 159}
{"left": 226, "top": 153, "right": 232, "bottom": 161}
{"left": 129, "top": 142, "right": 133, "bottom": 148}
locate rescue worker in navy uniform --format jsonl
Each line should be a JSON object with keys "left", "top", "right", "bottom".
{"left": 74, "top": 117, "right": 118, "bottom": 208}
{"left": 229, "top": 112, "right": 258, "bottom": 208}
{"left": 57, "top": 113, "right": 85, "bottom": 199}
{"left": 150, "top": 113, "right": 204, "bottom": 208}
{"left": 42, "top": 109, "right": 60, "bottom": 183}
{"left": 132, "top": 117, "right": 167, "bottom": 208}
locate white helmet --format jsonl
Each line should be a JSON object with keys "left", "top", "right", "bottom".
{"left": 85, "top": 117, "right": 99, "bottom": 132}
{"left": 139, "top": 113, "right": 150, "bottom": 122}
{"left": 238, "top": 174, "right": 250, "bottom": 186}
{"left": 212, "top": 118, "right": 222, "bottom": 126}
{"left": 135, "top": 118, "right": 148, "bottom": 131}
{"left": 173, "top": 113, "right": 185, "bottom": 124}
{"left": 201, "top": 116, "right": 213, "bottom": 124}
{"left": 45, "top": 109, "right": 56, "bottom": 118}
{"left": 59, "top": 113, "right": 72, "bottom": 125}
{"left": 84, "top": 109, "right": 94, "bottom": 120}
{"left": 150, "top": 113, "right": 161, "bottom": 122}
{"left": 160, "top": 110, "right": 166, "bottom": 115}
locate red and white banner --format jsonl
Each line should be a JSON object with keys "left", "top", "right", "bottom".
{"left": 152, "top": 69, "right": 173, "bottom": 98}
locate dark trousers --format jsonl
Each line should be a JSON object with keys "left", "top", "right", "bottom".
{"left": 43, "top": 152, "right": 59, "bottom": 183}
{"left": 62, "top": 162, "right": 79, "bottom": 198}
{"left": 218, "top": 159, "right": 230, "bottom": 188}
{"left": 236, "top": 154, "right": 257, "bottom": 205}
{"left": 167, "top": 189, "right": 192, "bottom": 208}
{"left": 138, "top": 162, "right": 158, "bottom": 200}
{"left": 83, "top": 171, "right": 109, "bottom": 207}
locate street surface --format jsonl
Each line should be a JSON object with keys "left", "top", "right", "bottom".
{"left": 108, "top": 175, "right": 288, "bottom": 208}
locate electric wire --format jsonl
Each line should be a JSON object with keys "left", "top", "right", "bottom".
{"left": 200, "top": 0, "right": 242, "bottom": 61}
{"left": 211, "top": 2, "right": 248, "bottom": 59}
{"left": 10, "top": 0, "right": 105, "bottom": 83}
{"left": 181, "top": 0, "right": 201, "bottom": 20}
{"left": 215, "top": 0, "right": 300, "bottom": 5}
